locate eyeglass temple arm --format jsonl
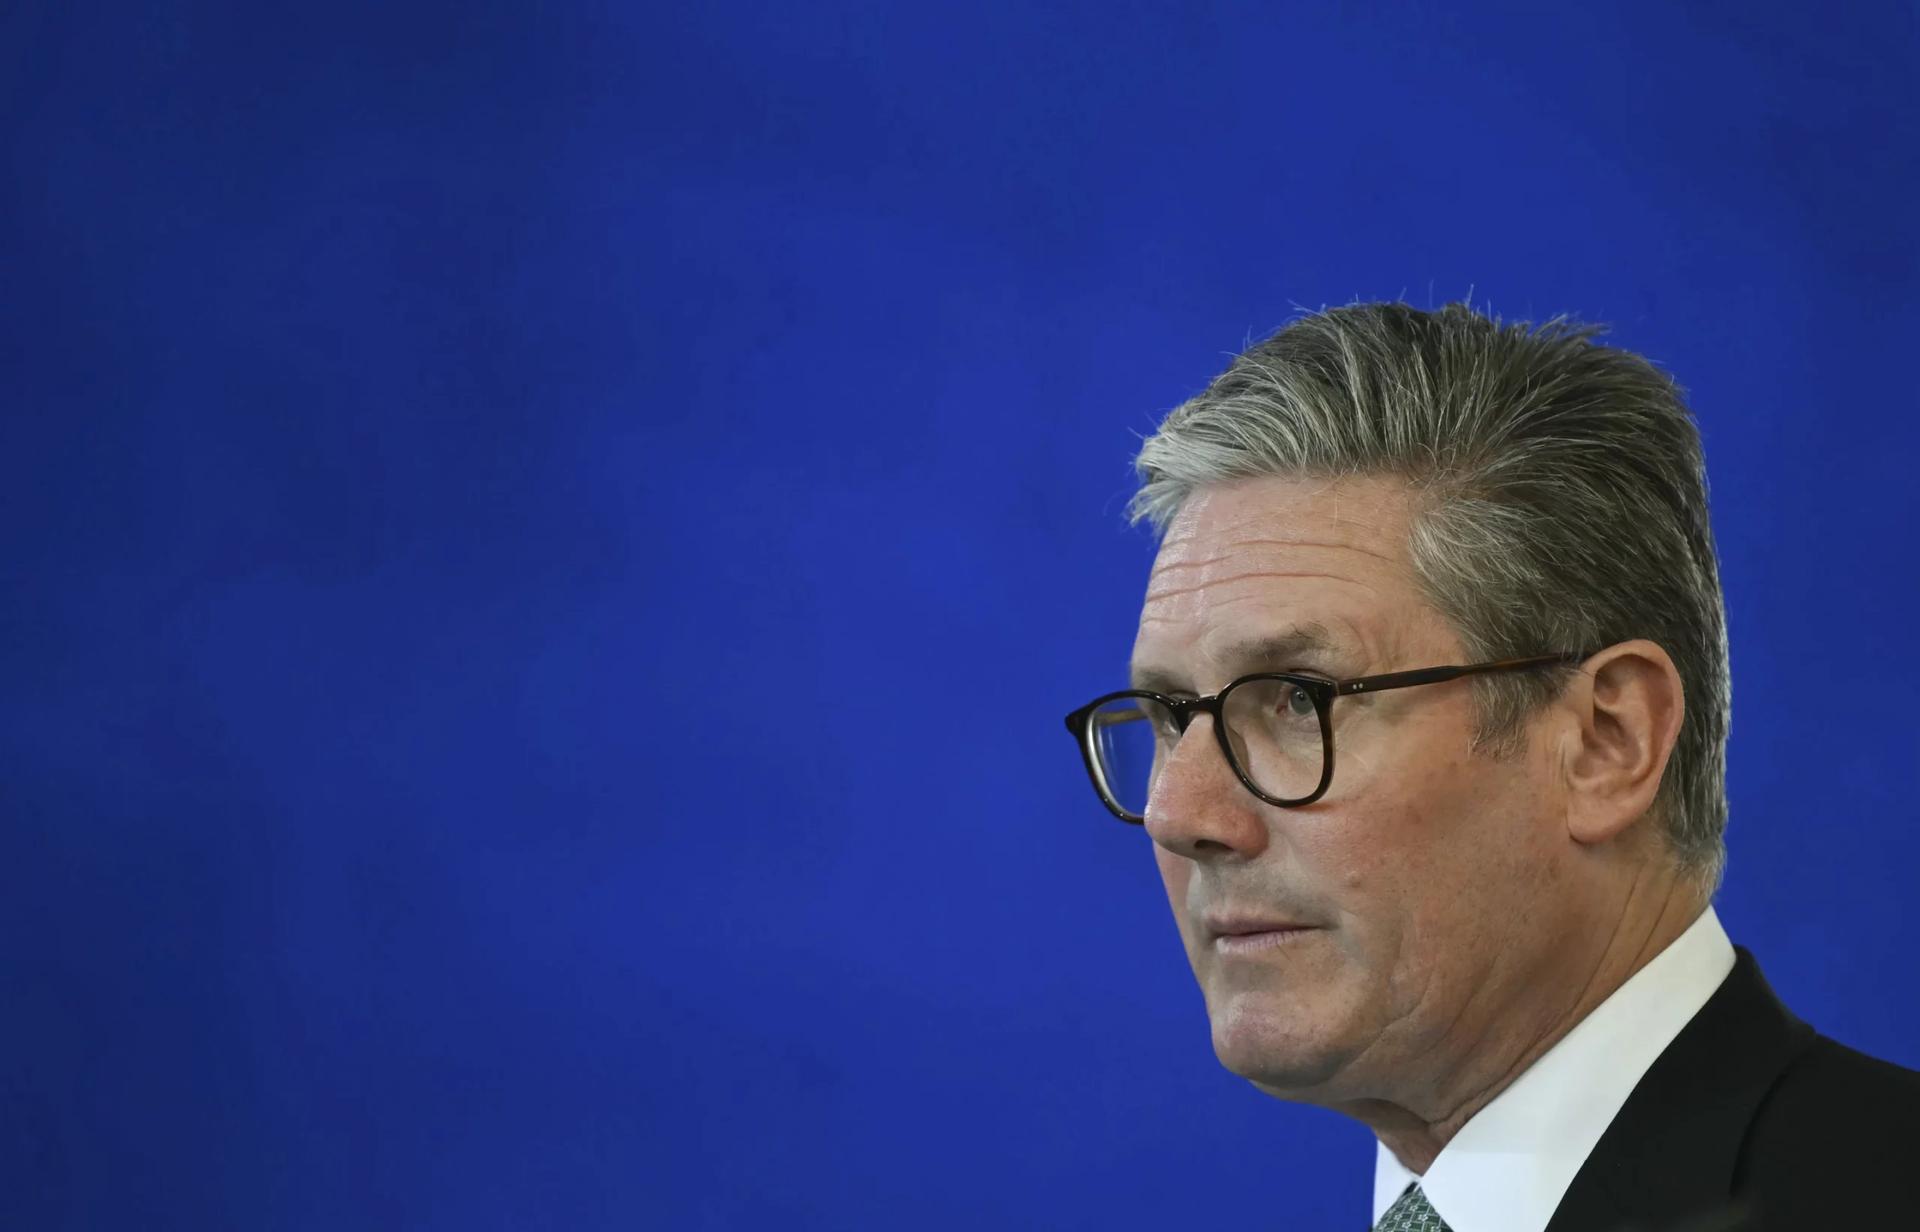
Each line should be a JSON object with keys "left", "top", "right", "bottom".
{"left": 1066, "top": 704, "right": 1145, "bottom": 733}
{"left": 1334, "top": 651, "right": 1591, "bottom": 697}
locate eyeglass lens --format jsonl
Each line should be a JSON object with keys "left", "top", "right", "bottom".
{"left": 1085, "top": 679, "right": 1325, "bottom": 818}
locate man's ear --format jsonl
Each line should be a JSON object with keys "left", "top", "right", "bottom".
{"left": 1561, "top": 640, "right": 1686, "bottom": 847}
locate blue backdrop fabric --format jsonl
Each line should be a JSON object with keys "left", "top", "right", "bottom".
{"left": 4, "top": 2, "right": 1916, "bottom": 1228}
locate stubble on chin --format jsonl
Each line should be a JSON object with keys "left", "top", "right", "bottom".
{"left": 1202, "top": 979, "right": 1360, "bottom": 1098}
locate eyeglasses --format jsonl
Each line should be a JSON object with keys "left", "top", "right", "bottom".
{"left": 1063, "top": 652, "right": 1591, "bottom": 823}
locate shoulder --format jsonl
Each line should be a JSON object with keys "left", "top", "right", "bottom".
{"left": 1734, "top": 1033, "right": 1920, "bottom": 1224}
{"left": 1551, "top": 947, "right": 1919, "bottom": 1232}
{"left": 1746, "top": 1031, "right": 1920, "bottom": 1147}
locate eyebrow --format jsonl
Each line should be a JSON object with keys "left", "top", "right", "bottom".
{"left": 1129, "top": 623, "right": 1342, "bottom": 693}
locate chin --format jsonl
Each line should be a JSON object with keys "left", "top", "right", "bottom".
{"left": 1206, "top": 993, "right": 1352, "bottom": 1093}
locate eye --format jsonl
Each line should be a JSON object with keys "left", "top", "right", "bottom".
{"left": 1282, "top": 683, "right": 1317, "bottom": 718}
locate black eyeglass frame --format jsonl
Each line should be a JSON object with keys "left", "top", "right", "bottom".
{"left": 1063, "top": 651, "right": 1593, "bottom": 823}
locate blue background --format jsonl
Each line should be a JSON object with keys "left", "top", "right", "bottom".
{"left": 4, "top": 2, "right": 1916, "bottom": 1227}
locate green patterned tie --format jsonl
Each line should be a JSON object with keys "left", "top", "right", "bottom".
{"left": 1373, "top": 1182, "right": 1452, "bottom": 1232}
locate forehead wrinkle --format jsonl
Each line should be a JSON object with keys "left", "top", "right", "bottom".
{"left": 1226, "top": 535, "right": 1401, "bottom": 565}
{"left": 1151, "top": 535, "right": 1402, "bottom": 574}
{"left": 1144, "top": 568, "right": 1385, "bottom": 606}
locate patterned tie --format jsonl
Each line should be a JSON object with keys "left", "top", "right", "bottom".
{"left": 1372, "top": 1182, "right": 1452, "bottom": 1232}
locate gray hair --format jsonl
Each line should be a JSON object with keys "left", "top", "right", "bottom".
{"left": 1129, "top": 301, "right": 1729, "bottom": 889}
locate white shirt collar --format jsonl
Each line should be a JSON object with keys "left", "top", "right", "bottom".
{"left": 1370, "top": 907, "right": 1736, "bottom": 1232}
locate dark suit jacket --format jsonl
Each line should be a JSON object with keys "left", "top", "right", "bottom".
{"left": 1543, "top": 946, "right": 1920, "bottom": 1232}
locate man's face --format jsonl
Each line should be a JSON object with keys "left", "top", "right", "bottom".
{"left": 1130, "top": 474, "right": 1574, "bottom": 1105}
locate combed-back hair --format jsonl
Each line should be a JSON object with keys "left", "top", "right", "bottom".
{"left": 1130, "top": 302, "right": 1729, "bottom": 887}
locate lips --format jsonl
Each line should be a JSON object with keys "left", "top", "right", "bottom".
{"left": 1204, "top": 914, "right": 1321, "bottom": 955}
{"left": 1205, "top": 915, "right": 1315, "bottom": 939}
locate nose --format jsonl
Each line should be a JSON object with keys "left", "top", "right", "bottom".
{"left": 1141, "top": 712, "right": 1271, "bottom": 862}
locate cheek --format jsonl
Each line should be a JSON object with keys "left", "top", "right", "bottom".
{"left": 1307, "top": 717, "right": 1480, "bottom": 879}
{"left": 1299, "top": 766, "right": 1495, "bottom": 953}
{"left": 1344, "top": 757, "right": 1553, "bottom": 972}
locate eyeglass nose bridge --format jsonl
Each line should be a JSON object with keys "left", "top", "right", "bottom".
{"left": 1164, "top": 692, "right": 1227, "bottom": 735}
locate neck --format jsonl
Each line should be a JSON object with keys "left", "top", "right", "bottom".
{"left": 1342, "top": 872, "right": 1706, "bottom": 1175}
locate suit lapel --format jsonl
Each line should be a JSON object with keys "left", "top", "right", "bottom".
{"left": 1543, "top": 948, "right": 1816, "bottom": 1232}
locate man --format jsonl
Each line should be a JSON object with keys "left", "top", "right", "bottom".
{"left": 1063, "top": 303, "right": 1920, "bottom": 1231}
